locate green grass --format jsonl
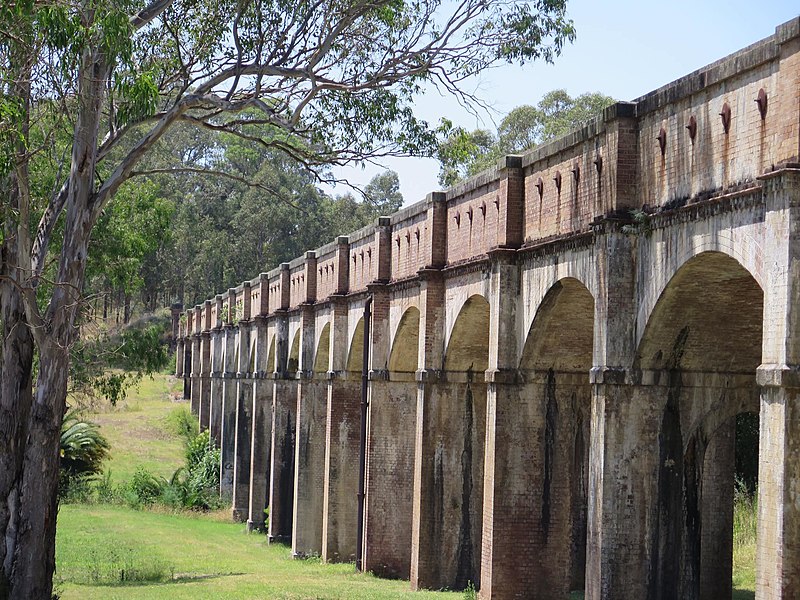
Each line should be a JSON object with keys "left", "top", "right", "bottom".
{"left": 732, "top": 488, "right": 758, "bottom": 598}
{"left": 55, "top": 504, "right": 459, "bottom": 600}
{"left": 76, "top": 372, "right": 186, "bottom": 483}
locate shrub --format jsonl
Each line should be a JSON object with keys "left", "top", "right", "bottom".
{"left": 124, "top": 467, "right": 167, "bottom": 507}
{"left": 169, "top": 430, "right": 222, "bottom": 510}
{"left": 59, "top": 412, "right": 110, "bottom": 500}
{"left": 163, "top": 406, "right": 198, "bottom": 444}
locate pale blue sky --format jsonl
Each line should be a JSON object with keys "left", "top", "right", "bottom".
{"left": 328, "top": 2, "right": 799, "bottom": 206}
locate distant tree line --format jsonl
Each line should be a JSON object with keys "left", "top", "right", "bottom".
{"left": 86, "top": 123, "right": 404, "bottom": 319}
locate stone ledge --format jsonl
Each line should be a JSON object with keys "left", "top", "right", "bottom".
{"left": 590, "top": 367, "right": 628, "bottom": 385}
{"left": 368, "top": 369, "right": 390, "bottom": 381}
{"left": 484, "top": 369, "right": 518, "bottom": 385}
{"left": 415, "top": 369, "right": 442, "bottom": 383}
{"left": 757, "top": 364, "right": 800, "bottom": 388}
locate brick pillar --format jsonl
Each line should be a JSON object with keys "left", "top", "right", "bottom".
{"left": 586, "top": 374, "right": 661, "bottom": 600}
{"left": 232, "top": 285, "right": 253, "bottom": 522}
{"left": 699, "top": 418, "right": 735, "bottom": 600}
{"left": 269, "top": 375, "right": 297, "bottom": 543}
{"left": 292, "top": 305, "right": 326, "bottom": 557}
{"left": 321, "top": 299, "right": 361, "bottom": 562}
{"left": 170, "top": 302, "right": 183, "bottom": 348}
{"left": 268, "top": 313, "right": 295, "bottom": 544}
{"left": 175, "top": 338, "right": 185, "bottom": 377}
{"left": 363, "top": 281, "right": 416, "bottom": 578}
{"left": 410, "top": 269, "right": 487, "bottom": 591}
{"left": 480, "top": 249, "right": 522, "bottom": 599}
{"left": 410, "top": 269, "right": 445, "bottom": 589}
{"left": 586, "top": 224, "right": 651, "bottom": 600}
{"left": 755, "top": 168, "right": 800, "bottom": 599}
{"left": 199, "top": 300, "right": 213, "bottom": 431}
{"left": 364, "top": 375, "right": 416, "bottom": 578}
{"left": 209, "top": 295, "right": 225, "bottom": 443}
{"left": 248, "top": 315, "right": 272, "bottom": 533}
{"left": 209, "top": 328, "right": 224, "bottom": 444}
{"left": 190, "top": 306, "right": 202, "bottom": 416}
{"left": 219, "top": 320, "right": 238, "bottom": 499}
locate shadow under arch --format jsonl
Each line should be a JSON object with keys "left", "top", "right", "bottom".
{"left": 346, "top": 317, "right": 364, "bottom": 377}
{"left": 287, "top": 330, "right": 300, "bottom": 374}
{"left": 313, "top": 322, "right": 330, "bottom": 375}
{"left": 266, "top": 334, "right": 276, "bottom": 374}
{"left": 634, "top": 250, "right": 763, "bottom": 600}
{"left": 444, "top": 294, "right": 490, "bottom": 373}
{"left": 388, "top": 307, "right": 420, "bottom": 377}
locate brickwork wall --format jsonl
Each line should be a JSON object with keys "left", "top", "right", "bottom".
{"left": 292, "top": 378, "right": 328, "bottom": 557}
{"left": 390, "top": 208, "right": 430, "bottom": 280}
{"left": 288, "top": 260, "right": 308, "bottom": 310}
{"left": 268, "top": 378, "right": 297, "bottom": 543}
{"left": 321, "top": 380, "right": 361, "bottom": 562}
{"left": 314, "top": 246, "right": 340, "bottom": 301}
{"left": 445, "top": 182, "right": 500, "bottom": 264}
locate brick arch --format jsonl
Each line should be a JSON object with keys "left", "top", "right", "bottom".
{"left": 313, "top": 322, "right": 330, "bottom": 373}
{"left": 346, "top": 317, "right": 364, "bottom": 373}
{"left": 520, "top": 252, "right": 597, "bottom": 356}
{"left": 635, "top": 250, "right": 763, "bottom": 373}
{"left": 519, "top": 277, "right": 594, "bottom": 372}
{"left": 287, "top": 329, "right": 300, "bottom": 373}
{"left": 444, "top": 294, "right": 490, "bottom": 373}
{"left": 637, "top": 231, "right": 764, "bottom": 350}
{"left": 388, "top": 307, "right": 420, "bottom": 374}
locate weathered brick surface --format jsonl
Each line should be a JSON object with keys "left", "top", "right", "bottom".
{"left": 321, "top": 379, "right": 361, "bottom": 562}
{"left": 363, "top": 379, "right": 416, "bottom": 578}
{"left": 179, "top": 19, "right": 800, "bottom": 600}
{"left": 291, "top": 377, "right": 327, "bottom": 557}
{"left": 268, "top": 378, "right": 297, "bottom": 543}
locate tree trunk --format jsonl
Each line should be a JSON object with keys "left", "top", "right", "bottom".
{"left": 0, "top": 42, "right": 106, "bottom": 599}
{"left": 6, "top": 347, "right": 68, "bottom": 599}
{"left": 0, "top": 281, "right": 35, "bottom": 600}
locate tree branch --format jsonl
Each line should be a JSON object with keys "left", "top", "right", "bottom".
{"left": 130, "top": 0, "right": 175, "bottom": 31}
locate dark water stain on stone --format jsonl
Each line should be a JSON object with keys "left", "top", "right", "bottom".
{"left": 455, "top": 382, "right": 475, "bottom": 590}
{"left": 541, "top": 369, "right": 558, "bottom": 543}
{"left": 278, "top": 411, "right": 295, "bottom": 537}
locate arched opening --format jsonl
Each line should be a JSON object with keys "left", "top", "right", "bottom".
{"left": 430, "top": 294, "right": 488, "bottom": 590}
{"left": 636, "top": 251, "right": 762, "bottom": 600}
{"left": 346, "top": 317, "right": 364, "bottom": 376}
{"left": 364, "top": 307, "right": 419, "bottom": 578}
{"left": 313, "top": 322, "right": 330, "bottom": 374}
{"left": 388, "top": 307, "right": 420, "bottom": 376}
{"left": 444, "top": 296, "right": 489, "bottom": 373}
{"left": 267, "top": 335, "right": 276, "bottom": 374}
{"left": 287, "top": 330, "right": 300, "bottom": 373}
{"left": 519, "top": 277, "right": 594, "bottom": 598}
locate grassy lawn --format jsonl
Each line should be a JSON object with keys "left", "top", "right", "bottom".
{"left": 55, "top": 504, "right": 459, "bottom": 600}
{"left": 74, "top": 372, "right": 186, "bottom": 483}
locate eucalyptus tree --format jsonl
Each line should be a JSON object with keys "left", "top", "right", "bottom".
{"left": 0, "top": 0, "right": 575, "bottom": 597}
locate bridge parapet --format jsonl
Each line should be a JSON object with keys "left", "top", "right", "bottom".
{"left": 347, "top": 223, "right": 378, "bottom": 292}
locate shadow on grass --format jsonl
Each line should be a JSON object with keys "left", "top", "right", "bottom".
{"left": 75, "top": 572, "right": 246, "bottom": 588}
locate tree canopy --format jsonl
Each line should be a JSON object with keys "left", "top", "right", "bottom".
{"left": 437, "top": 89, "right": 615, "bottom": 186}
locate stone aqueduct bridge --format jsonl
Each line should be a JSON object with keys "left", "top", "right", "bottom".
{"left": 175, "top": 18, "right": 800, "bottom": 600}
